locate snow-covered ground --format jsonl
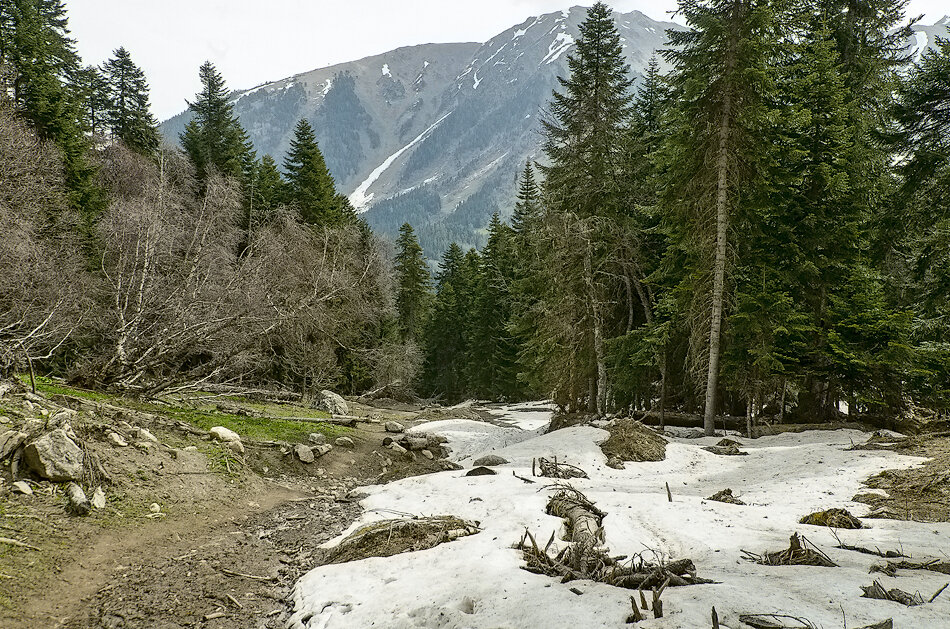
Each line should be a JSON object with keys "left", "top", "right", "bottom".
{"left": 289, "top": 409, "right": 949, "bottom": 628}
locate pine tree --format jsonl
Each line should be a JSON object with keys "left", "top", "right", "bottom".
{"left": 510, "top": 162, "right": 541, "bottom": 237}
{"left": 423, "top": 243, "right": 472, "bottom": 400}
{"left": 101, "top": 46, "right": 160, "bottom": 154}
{"left": 282, "top": 119, "right": 352, "bottom": 227}
{"left": 180, "top": 61, "right": 254, "bottom": 186}
{"left": 73, "top": 65, "right": 109, "bottom": 137}
{"left": 659, "top": 0, "right": 779, "bottom": 434}
{"left": 246, "top": 154, "right": 285, "bottom": 230}
{"left": 393, "top": 223, "right": 432, "bottom": 343}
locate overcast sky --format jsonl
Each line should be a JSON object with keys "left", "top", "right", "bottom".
{"left": 66, "top": 0, "right": 949, "bottom": 120}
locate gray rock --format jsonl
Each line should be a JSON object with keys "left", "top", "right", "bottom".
{"left": 107, "top": 431, "right": 128, "bottom": 447}
{"left": 318, "top": 390, "right": 349, "bottom": 415}
{"left": 91, "top": 486, "right": 106, "bottom": 509}
{"left": 473, "top": 454, "right": 509, "bottom": 467}
{"left": 135, "top": 427, "right": 159, "bottom": 443}
{"left": 0, "top": 430, "right": 27, "bottom": 461}
{"left": 295, "top": 444, "right": 315, "bottom": 463}
{"left": 227, "top": 440, "right": 245, "bottom": 455}
{"left": 23, "top": 428, "right": 84, "bottom": 482}
{"left": 0, "top": 415, "right": 10, "bottom": 424}
{"left": 49, "top": 409, "right": 77, "bottom": 426}
{"left": 313, "top": 444, "right": 333, "bottom": 457}
{"left": 384, "top": 421, "right": 405, "bottom": 433}
{"left": 421, "top": 449, "right": 435, "bottom": 460}
{"left": 65, "top": 482, "right": 91, "bottom": 515}
{"left": 209, "top": 426, "right": 240, "bottom": 442}
{"left": 24, "top": 392, "right": 45, "bottom": 404}
{"left": 12, "top": 480, "right": 33, "bottom": 496}
{"left": 133, "top": 441, "right": 153, "bottom": 451}
{"left": 606, "top": 456, "right": 625, "bottom": 470}
{"left": 308, "top": 432, "right": 327, "bottom": 445}
{"left": 437, "top": 460, "right": 464, "bottom": 471}
{"left": 388, "top": 442, "right": 408, "bottom": 455}
{"left": 334, "top": 436, "right": 355, "bottom": 448}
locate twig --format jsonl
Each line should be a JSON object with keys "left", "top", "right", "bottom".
{"left": 930, "top": 582, "right": 949, "bottom": 603}
{"left": 513, "top": 470, "right": 536, "bottom": 484}
{"left": 219, "top": 568, "right": 277, "bottom": 582}
{"left": 0, "top": 537, "right": 40, "bottom": 551}
{"left": 225, "top": 593, "right": 244, "bottom": 608}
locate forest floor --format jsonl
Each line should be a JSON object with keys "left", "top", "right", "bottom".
{"left": 0, "top": 379, "right": 485, "bottom": 628}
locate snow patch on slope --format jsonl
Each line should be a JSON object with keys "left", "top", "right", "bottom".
{"left": 381, "top": 63, "right": 392, "bottom": 77}
{"left": 348, "top": 113, "right": 453, "bottom": 211}
{"left": 541, "top": 32, "right": 575, "bottom": 65}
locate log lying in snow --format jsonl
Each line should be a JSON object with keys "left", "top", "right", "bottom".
{"left": 518, "top": 485, "right": 712, "bottom": 593}
{"left": 535, "top": 456, "right": 588, "bottom": 480}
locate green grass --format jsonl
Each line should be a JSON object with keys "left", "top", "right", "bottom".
{"left": 17, "top": 374, "right": 115, "bottom": 403}
{"left": 156, "top": 405, "right": 347, "bottom": 443}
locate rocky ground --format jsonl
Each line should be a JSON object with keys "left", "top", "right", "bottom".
{"left": 0, "top": 378, "right": 473, "bottom": 628}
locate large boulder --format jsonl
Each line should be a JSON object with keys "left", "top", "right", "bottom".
{"left": 318, "top": 390, "right": 348, "bottom": 415}
{"left": 209, "top": 426, "right": 240, "bottom": 443}
{"left": 22, "top": 428, "right": 84, "bottom": 482}
{"left": 473, "top": 454, "right": 509, "bottom": 467}
{"left": 0, "top": 430, "right": 27, "bottom": 461}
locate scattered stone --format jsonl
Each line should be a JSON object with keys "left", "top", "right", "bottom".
{"left": 91, "top": 486, "right": 106, "bottom": 509}
{"left": 436, "top": 460, "right": 464, "bottom": 471}
{"left": 149, "top": 503, "right": 162, "bottom": 514}
{"left": 118, "top": 421, "right": 134, "bottom": 431}
{"left": 295, "top": 444, "right": 315, "bottom": 463}
{"left": 135, "top": 427, "right": 159, "bottom": 443}
{"left": 12, "top": 481, "right": 33, "bottom": 496}
{"left": 0, "top": 430, "right": 27, "bottom": 460}
{"left": 388, "top": 442, "right": 408, "bottom": 455}
{"left": 49, "top": 409, "right": 77, "bottom": 426}
{"left": 318, "top": 390, "right": 349, "bottom": 415}
{"left": 133, "top": 441, "right": 153, "bottom": 451}
{"left": 385, "top": 421, "right": 405, "bottom": 433}
{"left": 308, "top": 432, "right": 327, "bottom": 445}
{"left": 0, "top": 415, "right": 10, "bottom": 424}
{"left": 65, "top": 482, "right": 91, "bottom": 515}
{"left": 707, "top": 488, "right": 745, "bottom": 505}
{"left": 39, "top": 408, "right": 49, "bottom": 417}
{"left": 606, "top": 456, "right": 625, "bottom": 470}
{"left": 314, "top": 444, "right": 333, "bottom": 457}
{"left": 22, "top": 428, "right": 84, "bottom": 482}
{"left": 473, "top": 454, "right": 509, "bottom": 467}
{"left": 209, "top": 426, "right": 240, "bottom": 443}
{"left": 421, "top": 449, "right": 434, "bottom": 460}
{"left": 334, "top": 436, "right": 355, "bottom": 448}
{"left": 183, "top": 445, "right": 198, "bottom": 452}
{"left": 227, "top": 440, "right": 245, "bottom": 455}
{"left": 24, "top": 392, "right": 45, "bottom": 404}
{"left": 23, "top": 400, "right": 34, "bottom": 412}
{"left": 465, "top": 466, "right": 497, "bottom": 477}
{"left": 107, "top": 431, "right": 128, "bottom": 447}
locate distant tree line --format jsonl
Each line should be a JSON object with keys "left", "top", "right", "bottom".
{"left": 396, "top": 1, "right": 950, "bottom": 432}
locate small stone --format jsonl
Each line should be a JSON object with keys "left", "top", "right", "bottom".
{"left": 136, "top": 428, "right": 159, "bottom": 443}
{"left": 209, "top": 426, "right": 240, "bottom": 443}
{"left": 0, "top": 430, "right": 27, "bottom": 460}
{"left": 107, "top": 431, "right": 128, "bottom": 447}
{"left": 465, "top": 466, "right": 497, "bottom": 477}
{"left": 308, "top": 432, "right": 326, "bottom": 445}
{"left": 0, "top": 415, "right": 10, "bottom": 424}
{"left": 421, "top": 449, "right": 434, "bottom": 460}
{"left": 91, "top": 486, "right": 106, "bottom": 509}
{"left": 473, "top": 454, "right": 509, "bottom": 467}
{"left": 436, "top": 460, "right": 464, "bottom": 471}
{"left": 65, "top": 482, "right": 91, "bottom": 515}
{"left": 23, "top": 400, "right": 34, "bottom": 412}
{"left": 118, "top": 421, "right": 134, "bottom": 431}
{"left": 24, "top": 392, "right": 45, "bottom": 403}
{"left": 133, "top": 441, "right": 152, "bottom": 451}
{"left": 313, "top": 444, "right": 333, "bottom": 458}
{"left": 39, "top": 408, "right": 49, "bottom": 417}
{"left": 182, "top": 445, "right": 198, "bottom": 452}
{"left": 149, "top": 503, "right": 162, "bottom": 513}
{"left": 227, "top": 440, "right": 245, "bottom": 455}
{"left": 49, "top": 409, "right": 77, "bottom": 426}
{"left": 388, "top": 442, "right": 408, "bottom": 455}
{"left": 606, "top": 456, "right": 625, "bottom": 470}
{"left": 12, "top": 480, "right": 33, "bottom": 496}
{"left": 384, "top": 421, "right": 405, "bottom": 433}
{"left": 295, "top": 444, "right": 315, "bottom": 464}
{"left": 334, "top": 436, "right": 355, "bottom": 448}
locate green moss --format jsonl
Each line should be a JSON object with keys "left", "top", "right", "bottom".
{"left": 160, "top": 406, "right": 345, "bottom": 443}
{"left": 17, "top": 375, "right": 115, "bottom": 402}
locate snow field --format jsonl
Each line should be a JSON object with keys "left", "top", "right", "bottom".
{"left": 289, "top": 411, "right": 949, "bottom": 628}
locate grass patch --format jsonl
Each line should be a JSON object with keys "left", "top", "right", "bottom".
{"left": 159, "top": 405, "right": 347, "bottom": 443}
{"left": 16, "top": 374, "right": 115, "bottom": 403}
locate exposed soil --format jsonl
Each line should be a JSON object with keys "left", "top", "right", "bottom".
{"left": 0, "top": 385, "right": 457, "bottom": 628}
{"left": 852, "top": 432, "right": 950, "bottom": 523}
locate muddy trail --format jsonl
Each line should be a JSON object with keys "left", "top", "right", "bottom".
{"left": 0, "top": 381, "right": 487, "bottom": 628}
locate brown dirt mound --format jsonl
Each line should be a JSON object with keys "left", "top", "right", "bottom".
{"left": 707, "top": 488, "right": 745, "bottom": 505}
{"left": 322, "top": 516, "right": 479, "bottom": 564}
{"left": 799, "top": 508, "right": 863, "bottom": 529}
{"left": 601, "top": 419, "right": 667, "bottom": 462}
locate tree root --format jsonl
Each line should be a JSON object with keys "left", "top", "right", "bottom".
{"left": 742, "top": 533, "right": 837, "bottom": 567}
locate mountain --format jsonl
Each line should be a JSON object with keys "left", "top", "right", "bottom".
{"left": 160, "top": 8, "right": 949, "bottom": 257}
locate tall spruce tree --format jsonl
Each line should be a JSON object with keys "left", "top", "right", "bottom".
{"left": 180, "top": 62, "right": 254, "bottom": 186}
{"left": 101, "top": 46, "right": 160, "bottom": 154}
{"left": 659, "top": 0, "right": 779, "bottom": 434}
{"left": 536, "top": 2, "right": 634, "bottom": 414}
{"left": 282, "top": 119, "right": 353, "bottom": 227}
{"left": 74, "top": 64, "right": 109, "bottom": 137}
{"left": 393, "top": 223, "right": 432, "bottom": 343}
{"left": 423, "top": 243, "right": 474, "bottom": 400}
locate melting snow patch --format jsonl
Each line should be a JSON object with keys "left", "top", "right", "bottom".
{"left": 472, "top": 71, "right": 481, "bottom": 90}
{"left": 541, "top": 32, "right": 575, "bottom": 65}
{"left": 321, "top": 78, "right": 333, "bottom": 96}
{"left": 381, "top": 63, "right": 392, "bottom": 78}
{"left": 914, "top": 30, "right": 929, "bottom": 59}
{"left": 348, "top": 113, "right": 453, "bottom": 211}
{"left": 287, "top": 416, "right": 949, "bottom": 629}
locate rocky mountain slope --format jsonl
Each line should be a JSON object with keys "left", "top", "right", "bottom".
{"left": 161, "top": 9, "right": 949, "bottom": 256}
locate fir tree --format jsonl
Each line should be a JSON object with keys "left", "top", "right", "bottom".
{"left": 393, "top": 223, "right": 432, "bottom": 343}
{"left": 423, "top": 243, "right": 474, "bottom": 400}
{"left": 282, "top": 119, "right": 352, "bottom": 227}
{"left": 180, "top": 61, "right": 254, "bottom": 186}
{"left": 247, "top": 154, "right": 285, "bottom": 230}
{"left": 101, "top": 46, "right": 160, "bottom": 154}
{"left": 74, "top": 64, "right": 109, "bottom": 137}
